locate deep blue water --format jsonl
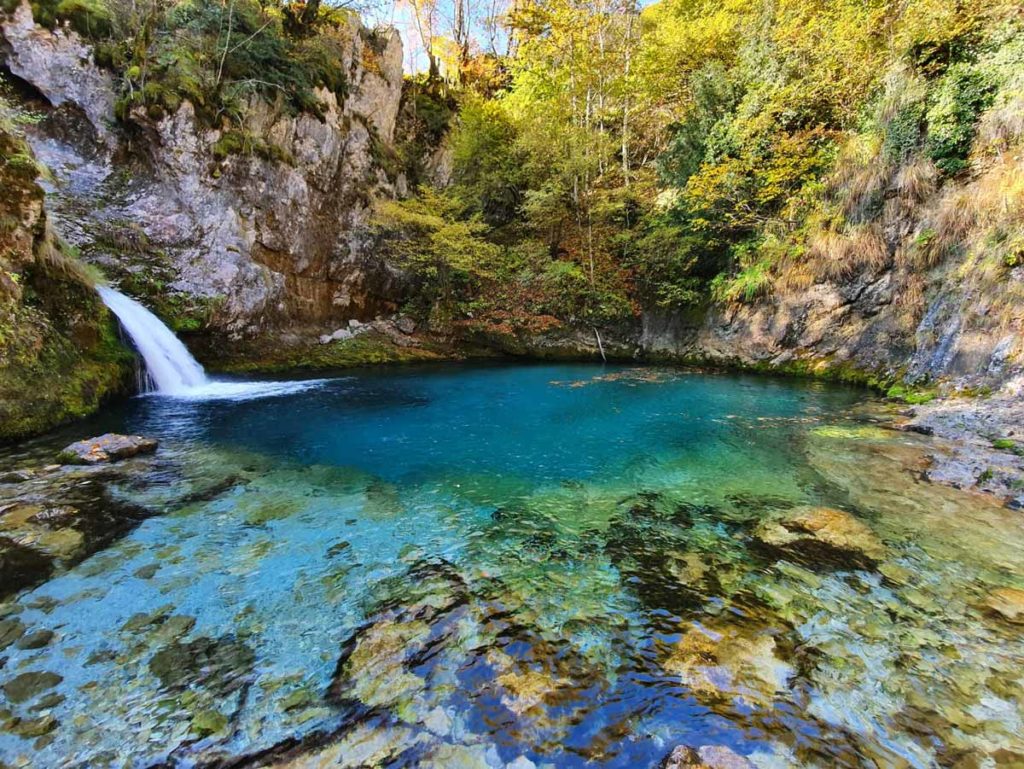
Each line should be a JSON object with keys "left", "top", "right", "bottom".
{"left": 2, "top": 363, "right": 1023, "bottom": 769}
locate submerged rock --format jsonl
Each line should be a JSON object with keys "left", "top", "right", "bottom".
{"left": 14, "top": 629, "right": 54, "bottom": 650}
{"left": 58, "top": 434, "right": 158, "bottom": 465}
{"left": 5, "top": 713, "right": 58, "bottom": 738}
{"left": 983, "top": 587, "right": 1024, "bottom": 624}
{"left": 0, "top": 537, "right": 54, "bottom": 597}
{"left": 661, "top": 745, "right": 756, "bottom": 769}
{"left": 664, "top": 621, "right": 794, "bottom": 707}
{"left": 0, "top": 619, "right": 25, "bottom": 651}
{"left": 753, "top": 505, "right": 885, "bottom": 569}
{"left": 2, "top": 670, "right": 62, "bottom": 704}
{"left": 496, "top": 666, "right": 569, "bottom": 715}
{"left": 149, "top": 635, "right": 254, "bottom": 695}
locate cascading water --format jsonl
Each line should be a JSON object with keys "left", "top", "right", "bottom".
{"left": 98, "top": 286, "right": 208, "bottom": 394}
{"left": 98, "top": 286, "right": 327, "bottom": 400}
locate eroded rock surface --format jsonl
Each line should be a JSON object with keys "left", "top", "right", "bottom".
{"left": 753, "top": 505, "right": 886, "bottom": 569}
{"left": 2, "top": 2, "right": 408, "bottom": 348}
{"left": 59, "top": 433, "right": 158, "bottom": 465}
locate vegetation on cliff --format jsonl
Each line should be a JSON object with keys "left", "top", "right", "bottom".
{"left": 0, "top": 94, "right": 132, "bottom": 441}
{"left": 377, "top": 0, "right": 1024, "bottom": 354}
{"left": 1, "top": 0, "right": 378, "bottom": 126}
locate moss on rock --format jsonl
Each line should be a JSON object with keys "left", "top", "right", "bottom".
{"left": 208, "top": 331, "right": 452, "bottom": 374}
{"left": 0, "top": 124, "right": 134, "bottom": 442}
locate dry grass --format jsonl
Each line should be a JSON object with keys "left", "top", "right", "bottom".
{"left": 895, "top": 272, "right": 926, "bottom": 327}
{"left": 972, "top": 157, "right": 1024, "bottom": 227}
{"left": 933, "top": 189, "right": 980, "bottom": 253}
{"left": 895, "top": 159, "right": 938, "bottom": 203}
{"left": 36, "top": 226, "right": 101, "bottom": 287}
{"left": 978, "top": 93, "right": 1024, "bottom": 156}
{"left": 777, "top": 257, "right": 817, "bottom": 292}
{"left": 808, "top": 222, "right": 889, "bottom": 281}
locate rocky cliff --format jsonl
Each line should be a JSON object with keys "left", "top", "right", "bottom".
{"left": 2, "top": 1, "right": 408, "bottom": 350}
{"left": 643, "top": 135, "right": 1024, "bottom": 396}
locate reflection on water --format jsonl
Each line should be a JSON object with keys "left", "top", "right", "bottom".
{"left": 0, "top": 364, "right": 1022, "bottom": 768}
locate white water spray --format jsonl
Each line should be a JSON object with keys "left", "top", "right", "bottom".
{"left": 98, "top": 286, "right": 327, "bottom": 400}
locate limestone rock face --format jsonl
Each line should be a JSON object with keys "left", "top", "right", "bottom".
{"left": 1, "top": 3, "right": 116, "bottom": 144}
{"left": 1, "top": 2, "right": 409, "bottom": 347}
{"left": 640, "top": 156, "right": 1024, "bottom": 392}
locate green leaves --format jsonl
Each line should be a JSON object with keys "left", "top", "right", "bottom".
{"left": 925, "top": 63, "right": 994, "bottom": 174}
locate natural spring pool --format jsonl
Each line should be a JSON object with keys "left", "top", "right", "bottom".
{"left": 1, "top": 363, "right": 1022, "bottom": 768}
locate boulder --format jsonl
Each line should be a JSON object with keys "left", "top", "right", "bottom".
{"left": 331, "top": 328, "right": 354, "bottom": 342}
{"left": 753, "top": 505, "right": 885, "bottom": 568}
{"left": 983, "top": 587, "right": 1024, "bottom": 624}
{"left": 396, "top": 316, "right": 417, "bottom": 335}
{"left": 59, "top": 434, "right": 158, "bottom": 465}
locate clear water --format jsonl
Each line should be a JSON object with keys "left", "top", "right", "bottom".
{"left": 2, "top": 363, "right": 1023, "bottom": 769}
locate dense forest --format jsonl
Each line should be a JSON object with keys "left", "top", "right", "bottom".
{"left": 6, "top": 0, "right": 1022, "bottom": 339}
{"left": 386, "top": 0, "right": 1024, "bottom": 338}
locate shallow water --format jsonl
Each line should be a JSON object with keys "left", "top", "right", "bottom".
{"left": 1, "top": 363, "right": 1023, "bottom": 768}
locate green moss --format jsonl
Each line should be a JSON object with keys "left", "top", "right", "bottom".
{"left": 991, "top": 438, "right": 1024, "bottom": 456}
{"left": 0, "top": 301, "right": 134, "bottom": 442}
{"left": 212, "top": 130, "right": 294, "bottom": 166}
{"left": 886, "top": 383, "right": 938, "bottom": 405}
{"left": 209, "top": 332, "right": 450, "bottom": 374}
{"left": 0, "top": 125, "right": 134, "bottom": 442}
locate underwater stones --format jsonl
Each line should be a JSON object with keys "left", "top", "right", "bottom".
{"left": 191, "top": 709, "right": 229, "bottom": 736}
{"left": 496, "top": 667, "right": 568, "bottom": 715}
{"left": 753, "top": 506, "right": 885, "bottom": 569}
{"left": 422, "top": 706, "right": 453, "bottom": 736}
{"left": 273, "top": 722, "right": 422, "bottom": 768}
{"left": 0, "top": 537, "right": 54, "bottom": 597}
{"left": 151, "top": 615, "right": 197, "bottom": 644}
{"left": 4, "top": 713, "right": 57, "bottom": 738}
{"left": 0, "top": 620, "right": 25, "bottom": 652}
{"left": 983, "top": 587, "right": 1024, "bottom": 624}
{"left": 330, "top": 561, "right": 488, "bottom": 720}
{"left": 26, "top": 505, "right": 78, "bottom": 527}
{"left": 661, "top": 745, "right": 755, "bottom": 769}
{"left": 0, "top": 471, "right": 34, "bottom": 485}
{"left": 58, "top": 434, "right": 158, "bottom": 465}
{"left": 149, "top": 635, "right": 255, "bottom": 696}
{"left": 121, "top": 604, "right": 175, "bottom": 633}
{"left": 14, "top": 630, "right": 53, "bottom": 650}
{"left": 279, "top": 687, "right": 315, "bottom": 712}
{"left": 2, "top": 671, "right": 62, "bottom": 704}
{"left": 663, "top": 622, "right": 794, "bottom": 707}
{"left": 420, "top": 743, "right": 493, "bottom": 769}
{"left": 331, "top": 617, "right": 431, "bottom": 708}
{"left": 133, "top": 563, "right": 159, "bottom": 580}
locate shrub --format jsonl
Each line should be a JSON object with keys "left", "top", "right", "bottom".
{"left": 925, "top": 63, "right": 995, "bottom": 174}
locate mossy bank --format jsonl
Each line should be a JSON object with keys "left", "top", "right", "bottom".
{"left": 0, "top": 118, "right": 133, "bottom": 442}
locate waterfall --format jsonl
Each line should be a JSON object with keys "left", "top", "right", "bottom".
{"left": 97, "top": 286, "right": 209, "bottom": 395}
